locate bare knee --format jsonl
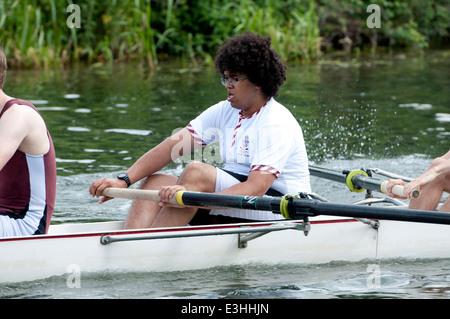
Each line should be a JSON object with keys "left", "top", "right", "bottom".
{"left": 182, "top": 161, "right": 207, "bottom": 178}
{"left": 178, "top": 161, "right": 216, "bottom": 192}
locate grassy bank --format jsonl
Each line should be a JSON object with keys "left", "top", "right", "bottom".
{"left": 0, "top": 0, "right": 448, "bottom": 69}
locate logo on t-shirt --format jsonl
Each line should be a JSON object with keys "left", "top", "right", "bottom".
{"left": 238, "top": 135, "right": 250, "bottom": 158}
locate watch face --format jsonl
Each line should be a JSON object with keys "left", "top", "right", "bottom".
{"left": 117, "top": 173, "right": 130, "bottom": 187}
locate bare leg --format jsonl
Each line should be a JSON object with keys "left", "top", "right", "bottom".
{"left": 440, "top": 197, "right": 450, "bottom": 212}
{"left": 152, "top": 161, "right": 217, "bottom": 227}
{"left": 124, "top": 174, "right": 178, "bottom": 229}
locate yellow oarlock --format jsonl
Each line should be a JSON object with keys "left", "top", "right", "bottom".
{"left": 345, "top": 169, "right": 368, "bottom": 193}
{"left": 280, "top": 194, "right": 299, "bottom": 219}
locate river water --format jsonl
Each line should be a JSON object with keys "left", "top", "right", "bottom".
{"left": 1, "top": 51, "right": 449, "bottom": 300}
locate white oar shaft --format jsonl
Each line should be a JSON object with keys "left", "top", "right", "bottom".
{"left": 102, "top": 188, "right": 179, "bottom": 205}
{"left": 380, "top": 182, "right": 420, "bottom": 199}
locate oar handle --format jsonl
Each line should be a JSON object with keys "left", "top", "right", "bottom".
{"left": 102, "top": 188, "right": 180, "bottom": 205}
{"left": 380, "top": 182, "right": 420, "bottom": 199}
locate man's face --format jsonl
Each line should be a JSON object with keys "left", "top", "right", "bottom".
{"left": 223, "top": 70, "right": 259, "bottom": 111}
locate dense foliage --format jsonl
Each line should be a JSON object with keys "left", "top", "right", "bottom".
{"left": 0, "top": 0, "right": 448, "bottom": 68}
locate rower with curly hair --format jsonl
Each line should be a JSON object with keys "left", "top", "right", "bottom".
{"left": 90, "top": 31, "right": 311, "bottom": 227}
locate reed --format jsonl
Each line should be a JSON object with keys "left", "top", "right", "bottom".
{"left": 0, "top": 0, "right": 446, "bottom": 69}
{"left": 0, "top": 0, "right": 323, "bottom": 68}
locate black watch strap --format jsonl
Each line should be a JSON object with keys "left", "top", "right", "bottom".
{"left": 117, "top": 172, "right": 131, "bottom": 188}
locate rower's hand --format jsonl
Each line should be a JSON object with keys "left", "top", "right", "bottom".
{"left": 386, "top": 179, "right": 407, "bottom": 199}
{"left": 158, "top": 185, "right": 186, "bottom": 207}
{"left": 89, "top": 177, "right": 127, "bottom": 204}
{"left": 403, "top": 170, "right": 435, "bottom": 199}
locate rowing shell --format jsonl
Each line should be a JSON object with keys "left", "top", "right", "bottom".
{"left": 1, "top": 165, "right": 448, "bottom": 284}
{"left": 1, "top": 213, "right": 450, "bottom": 284}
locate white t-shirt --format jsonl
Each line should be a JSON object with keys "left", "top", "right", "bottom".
{"left": 187, "top": 98, "right": 310, "bottom": 195}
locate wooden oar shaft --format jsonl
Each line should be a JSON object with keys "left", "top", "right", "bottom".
{"left": 102, "top": 188, "right": 179, "bottom": 205}
{"left": 101, "top": 188, "right": 450, "bottom": 225}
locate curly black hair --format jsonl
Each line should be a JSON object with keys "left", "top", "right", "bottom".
{"left": 214, "top": 31, "right": 287, "bottom": 98}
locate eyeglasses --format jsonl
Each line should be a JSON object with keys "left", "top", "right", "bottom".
{"left": 220, "top": 76, "right": 248, "bottom": 87}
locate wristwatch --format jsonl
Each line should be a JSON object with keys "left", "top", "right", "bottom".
{"left": 117, "top": 172, "right": 131, "bottom": 188}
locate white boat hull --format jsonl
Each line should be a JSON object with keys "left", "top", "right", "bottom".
{"left": 1, "top": 216, "right": 449, "bottom": 283}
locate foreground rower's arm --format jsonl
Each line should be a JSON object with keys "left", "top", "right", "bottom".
{"left": 127, "top": 128, "right": 197, "bottom": 185}
{"left": 89, "top": 128, "right": 196, "bottom": 202}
